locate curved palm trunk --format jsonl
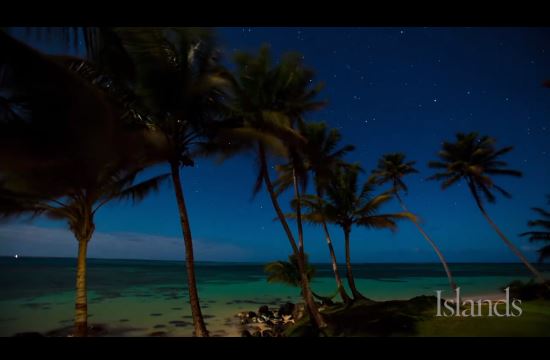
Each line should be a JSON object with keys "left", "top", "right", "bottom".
{"left": 343, "top": 227, "right": 368, "bottom": 301}
{"left": 316, "top": 187, "right": 351, "bottom": 303}
{"left": 74, "top": 238, "right": 89, "bottom": 337}
{"left": 170, "top": 162, "right": 209, "bottom": 337}
{"left": 321, "top": 220, "right": 352, "bottom": 303}
{"left": 292, "top": 167, "right": 305, "bottom": 255}
{"left": 395, "top": 193, "right": 457, "bottom": 291}
{"left": 467, "top": 180, "right": 545, "bottom": 283}
{"left": 259, "top": 145, "right": 327, "bottom": 329}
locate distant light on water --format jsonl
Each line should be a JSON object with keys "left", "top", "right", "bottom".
{"left": 14, "top": 254, "right": 19, "bottom": 259}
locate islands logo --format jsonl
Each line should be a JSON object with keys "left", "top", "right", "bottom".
{"left": 435, "top": 287, "right": 522, "bottom": 317}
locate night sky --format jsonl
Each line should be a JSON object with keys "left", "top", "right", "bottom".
{"left": 1, "top": 27, "right": 549, "bottom": 263}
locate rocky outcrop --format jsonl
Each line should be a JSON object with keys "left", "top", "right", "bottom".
{"left": 236, "top": 303, "right": 298, "bottom": 337}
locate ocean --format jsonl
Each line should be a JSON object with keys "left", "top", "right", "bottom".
{"left": 1, "top": 257, "right": 549, "bottom": 336}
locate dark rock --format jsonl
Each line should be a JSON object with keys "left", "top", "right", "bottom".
{"left": 240, "top": 330, "right": 252, "bottom": 337}
{"left": 247, "top": 311, "right": 257, "bottom": 318}
{"left": 273, "top": 323, "right": 285, "bottom": 334}
{"left": 278, "top": 302, "right": 295, "bottom": 317}
{"left": 262, "top": 330, "right": 274, "bottom": 337}
{"left": 169, "top": 320, "right": 191, "bottom": 327}
{"left": 252, "top": 330, "right": 262, "bottom": 337}
{"left": 150, "top": 313, "right": 162, "bottom": 317}
{"left": 153, "top": 324, "right": 166, "bottom": 329}
{"left": 258, "top": 305, "right": 269, "bottom": 316}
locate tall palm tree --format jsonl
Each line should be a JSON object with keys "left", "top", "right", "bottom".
{"left": 105, "top": 28, "right": 231, "bottom": 337}
{"left": 296, "top": 166, "right": 414, "bottom": 301}
{"left": 226, "top": 45, "right": 327, "bottom": 328}
{"left": 275, "top": 121, "right": 354, "bottom": 303}
{"left": 0, "top": 163, "right": 168, "bottom": 337}
{"left": 372, "top": 153, "right": 457, "bottom": 291}
{"left": 428, "top": 132, "right": 545, "bottom": 282}
{"left": 521, "top": 195, "right": 550, "bottom": 262}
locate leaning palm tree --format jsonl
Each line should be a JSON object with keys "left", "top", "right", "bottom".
{"left": 428, "top": 132, "right": 545, "bottom": 282}
{"left": 102, "top": 28, "right": 232, "bottom": 337}
{"left": 225, "top": 45, "right": 327, "bottom": 328}
{"left": 0, "top": 30, "right": 158, "bottom": 198}
{"left": 372, "top": 153, "right": 457, "bottom": 291}
{"left": 520, "top": 195, "right": 550, "bottom": 262}
{"left": 0, "top": 163, "right": 168, "bottom": 337}
{"left": 296, "top": 165, "right": 414, "bottom": 301}
{"left": 275, "top": 121, "right": 354, "bottom": 303}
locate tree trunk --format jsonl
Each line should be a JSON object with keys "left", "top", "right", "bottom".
{"left": 343, "top": 227, "right": 367, "bottom": 300}
{"left": 259, "top": 144, "right": 327, "bottom": 329}
{"left": 170, "top": 161, "right": 209, "bottom": 337}
{"left": 292, "top": 166, "right": 305, "bottom": 256}
{"left": 322, "top": 220, "right": 352, "bottom": 303}
{"left": 74, "top": 238, "right": 89, "bottom": 337}
{"left": 315, "top": 185, "right": 351, "bottom": 304}
{"left": 395, "top": 193, "right": 457, "bottom": 291}
{"left": 467, "top": 180, "right": 545, "bottom": 283}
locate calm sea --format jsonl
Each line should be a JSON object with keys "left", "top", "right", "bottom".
{"left": 1, "top": 257, "right": 549, "bottom": 336}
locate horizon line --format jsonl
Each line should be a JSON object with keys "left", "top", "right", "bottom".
{"left": 0, "top": 255, "right": 537, "bottom": 265}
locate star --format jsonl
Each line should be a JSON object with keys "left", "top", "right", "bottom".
{"left": 433, "top": 98, "right": 438, "bottom": 103}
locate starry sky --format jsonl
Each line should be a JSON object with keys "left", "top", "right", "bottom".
{"left": 1, "top": 27, "right": 549, "bottom": 263}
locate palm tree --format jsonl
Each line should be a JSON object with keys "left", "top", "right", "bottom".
{"left": 265, "top": 253, "right": 337, "bottom": 305}
{"left": 3, "top": 27, "right": 231, "bottom": 337}
{"left": 102, "top": 28, "right": 232, "bottom": 337}
{"left": 226, "top": 45, "right": 327, "bottom": 328}
{"left": 521, "top": 195, "right": 550, "bottom": 262}
{"left": 372, "top": 153, "right": 457, "bottom": 291}
{"left": 296, "top": 165, "right": 414, "bottom": 301}
{"left": 0, "top": 163, "right": 168, "bottom": 337}
{"left": 275, "top": 121, "right": 354, "bottom": 303}
{"left": 265, "top": 253, "right": 316, "bottom": 287}
{"left": 428, "top": 132, "right": 545, "bottom": 282}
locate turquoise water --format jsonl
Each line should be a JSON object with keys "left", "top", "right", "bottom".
{"left": 1, "top": 257, "right": 549, "bottom": 336}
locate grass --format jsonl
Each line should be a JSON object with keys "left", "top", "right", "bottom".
{"left": 285, "top": 297, "right": 550, "bottom": 337}
{"left": 417, "top": 300, "right": 550, "bottom": 336}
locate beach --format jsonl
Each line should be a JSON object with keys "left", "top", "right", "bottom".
{"left": 1, "top": 257, "right": 549, "bottom": 337}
